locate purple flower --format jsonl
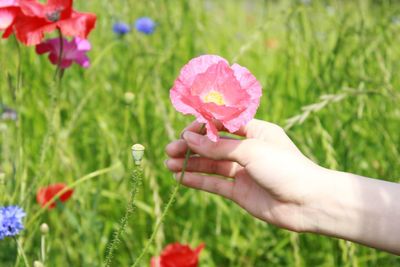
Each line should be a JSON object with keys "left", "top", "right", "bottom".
{"left": 135, "top": 17, "right": 156, "bottom": 35}
{"left": 1, "top": 106, "right": 18, "bottom": 121}
{"left": 113, "top": 22, "right": 130, "bottom": 35}
{"left": 35, "top": 37, "right": 92, "bottom": 69}
{"left": 0, "top": 206, "right": 26, "bottom": 240}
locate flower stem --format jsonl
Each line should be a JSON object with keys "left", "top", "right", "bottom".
{"left": 54, "top": 27, "right": 64, "bottom": 81}
{"left": 14, "top": 237, "right": 29, "bottom": 267}
{"left": 36, "top": 27, "right": 64, "bottom": 187}
{"left": 131, "top": 124, "right": 205, "bottom": 267}
{"left": 41, "top": 234, "right": 46, "bottom": 263}
{"left": 104, "top": 166, "right": 143, "bottom": 267}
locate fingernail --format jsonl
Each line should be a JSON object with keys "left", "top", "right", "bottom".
{"left": 183, "top": 131, "right": 200, "bottom": 146}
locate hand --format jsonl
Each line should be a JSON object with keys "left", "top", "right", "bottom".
{"left": 165, "top": 119, "right": 326, "bottom": 232}
{"left": 165, "top": 119, "right": 400, "bottom": 255}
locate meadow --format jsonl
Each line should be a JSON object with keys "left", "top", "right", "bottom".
{"left": 1, "top": 0, "right": 400, "bottom": 266}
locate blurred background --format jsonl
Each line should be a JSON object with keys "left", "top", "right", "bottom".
{"left": 1, "top": 0, "right": 399, "bottom": 266}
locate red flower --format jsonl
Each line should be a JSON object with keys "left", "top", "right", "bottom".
{"left": 36, "top": 183, "right": 74, "bottom": 209}
{"left": 0, "top": 0, "right": 21, "bottom": 38}
{"left": 3, "top": 0, "right": 96, "bottom": 46}
{"left": 151, "top": 243, "right": 205, "bottom": 267}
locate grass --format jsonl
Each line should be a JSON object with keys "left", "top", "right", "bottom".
{"left": 1, "top": 0, "right": 400, "bottom": 266}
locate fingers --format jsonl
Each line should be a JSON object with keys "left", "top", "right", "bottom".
{"left": 181, "top": 120, "right": 242, "bottom": 137}
{"left": 181, "top": 119, "right": 298, "bottom": 152}
{"left": 182, "top": 131, "right": 262, "bottom": 166}
{"left": 165, "top": 136, "right": 240, "bottom": 158}
{"left": 174, "top": 172, "right": 234, "bottom": 199}
{"left": 166, "top": 157, "right": 241, "bottom": 178}
{"left": 181, "top": 119, "right": 284, "bottom": 139}
{"left": 165, "top": 139, "right": 188, "bottom": 158}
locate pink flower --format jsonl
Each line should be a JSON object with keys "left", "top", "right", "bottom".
{"left": 35, "top": 36, "right": 91, "bottom": 69}
{"left": 170, "top": 55, "right": 262, "bottom": 141}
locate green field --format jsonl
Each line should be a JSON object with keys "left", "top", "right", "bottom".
{"left": 1, "top": 0, "right": 400, "bottom": 266}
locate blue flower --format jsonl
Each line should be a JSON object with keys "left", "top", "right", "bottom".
{"left": 0, "top": 206, "right": 26, "bottom": 240}
{"left": 134, "top": 17, "right": 156, "bottom": 35}
{"left": 113, "top": 22, "right": 131, "bottom": 35}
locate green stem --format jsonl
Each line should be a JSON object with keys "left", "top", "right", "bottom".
{"left": 14, "top": 237, "right": 29, "bottom": 267}
{"left": 39, "top": 28, "right": 64, "bottom": 174}
{"left": 104, "top": 167, "right": 143, "bottom": 267}
{"left": 15, "top": 36, "right": 22, "bottom": 101}
{"left": 41, "top": 234, "right": 46, "bottom": 263}
{"left": 131, "top": 124, "right": 204, "bottom": 267}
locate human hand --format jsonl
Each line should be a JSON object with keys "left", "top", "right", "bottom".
{"left": 165, "top": 119, "right": 326, "bottom": 232}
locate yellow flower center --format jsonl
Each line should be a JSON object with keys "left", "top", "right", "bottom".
{"left": 203, "top": 91, "right": 225, "bottom": 105}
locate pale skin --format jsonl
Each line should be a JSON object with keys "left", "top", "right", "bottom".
{"left": 165, "top": 119, "right": 400, "bottom": 255}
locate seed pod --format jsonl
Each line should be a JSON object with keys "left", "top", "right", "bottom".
{"left": 131, "top": 144, "right": 145, "bottom": 165}
{"left": 40, "top": 223, "right": 49, "bottom": 235}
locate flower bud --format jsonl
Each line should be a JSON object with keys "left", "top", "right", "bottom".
{"left": 124, "top": 92, "right": 135, "bottom": 104}
{"left": 40, "top": 223, "right": 49, "bottom": 235}
{"left": 131, "top": 144, "right": 145, "bottom": 165}
{"left": 33, "top": 261, "right": 44, "bottom": 267}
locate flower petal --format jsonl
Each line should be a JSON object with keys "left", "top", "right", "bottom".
{"left": 0, "top": 7, "right": 18, "bottom": 30}
{"left": 178, "top": 54, "right": 228, "bottom": 87}
{"left": 0, "top": 0, "right": 18, "bottom": 8}
{"left": 57, "top": 11, "right": 96, "bottom": 39}
{"left": 191, "top": 61, "right": 248, "bottom": 106}
{"left": 74, "top": 36, "right": 91, "bottom": 51}
{"left": 222, "top": 64, "right": 262, "bottom": 132}
{"left": 170, "top": 80, "right": 207, "bottom": 117}
{"left": 205, "top": 120, "right": 219, "bottom": 142}
{"left": 14, "top": 16, "right": 56, "bottom": 45}
{"left": 35, "top": 42, "right": 53, "bottom": 55}
{"left": 74, "top": 53, "right": 90, "bottom": 68}
{"left": 19, "top": 0, "right": 46, "bottom": 17}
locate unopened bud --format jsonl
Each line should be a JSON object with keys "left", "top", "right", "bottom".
{"left": 131, "top": 144, "right": 145, "bottom": 165}
{"left": 124, "top": 92, "right": 135, "bottom": 104}
{"left": 33, "top": 261, "right": 44, "bottom": 267}
{"left": 40, "top": 223, "right": 49, "bottom": 235}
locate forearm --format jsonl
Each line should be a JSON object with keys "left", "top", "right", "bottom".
{"left": 304, "top": 169, "right": 400, "bottom": 255}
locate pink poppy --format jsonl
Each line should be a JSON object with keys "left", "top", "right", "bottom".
{"left": 35, "top": 36, "right": 91, "bottom": 69}
{"left": 150, "top": 243, "right": 205, "bottom": 267}
{"left": 170, "top": 55, "right": 262, "bottom": 141}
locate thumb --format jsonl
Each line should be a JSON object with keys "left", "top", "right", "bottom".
{"left": 182, "top": 131, "right": 261, "bottom": 166}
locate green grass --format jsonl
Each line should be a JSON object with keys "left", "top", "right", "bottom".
{"left": 1, "top": 0, "right": 400, "bottom": 266}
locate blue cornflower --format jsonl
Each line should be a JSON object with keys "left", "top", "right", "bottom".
{"left": 134, "top": 17, "right": 156, "bottom": 35}
{"left": 0, "top": 206, "right": 26, "bottom": 240}
{"left": 113, "top": 22, "right": 131, "bottom": 35}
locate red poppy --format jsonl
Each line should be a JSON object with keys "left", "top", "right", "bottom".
{"left": 6, "top": 0, "right": 96, "bottom": 46}
{"left": 0, "top": 0, "right": 21, "bottom": 38}
{"left": 36, "top": 183, "right": 74, "bottom": 209}
{"left": 150, "top": 243, "right": 205, "bottom": 267}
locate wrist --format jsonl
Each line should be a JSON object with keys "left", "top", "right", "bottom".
{"left": 300, "top": 168, "right": 400, "bottom": 254}
{"left": 300, "top": 168, "right": 362, "bottom": 235}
